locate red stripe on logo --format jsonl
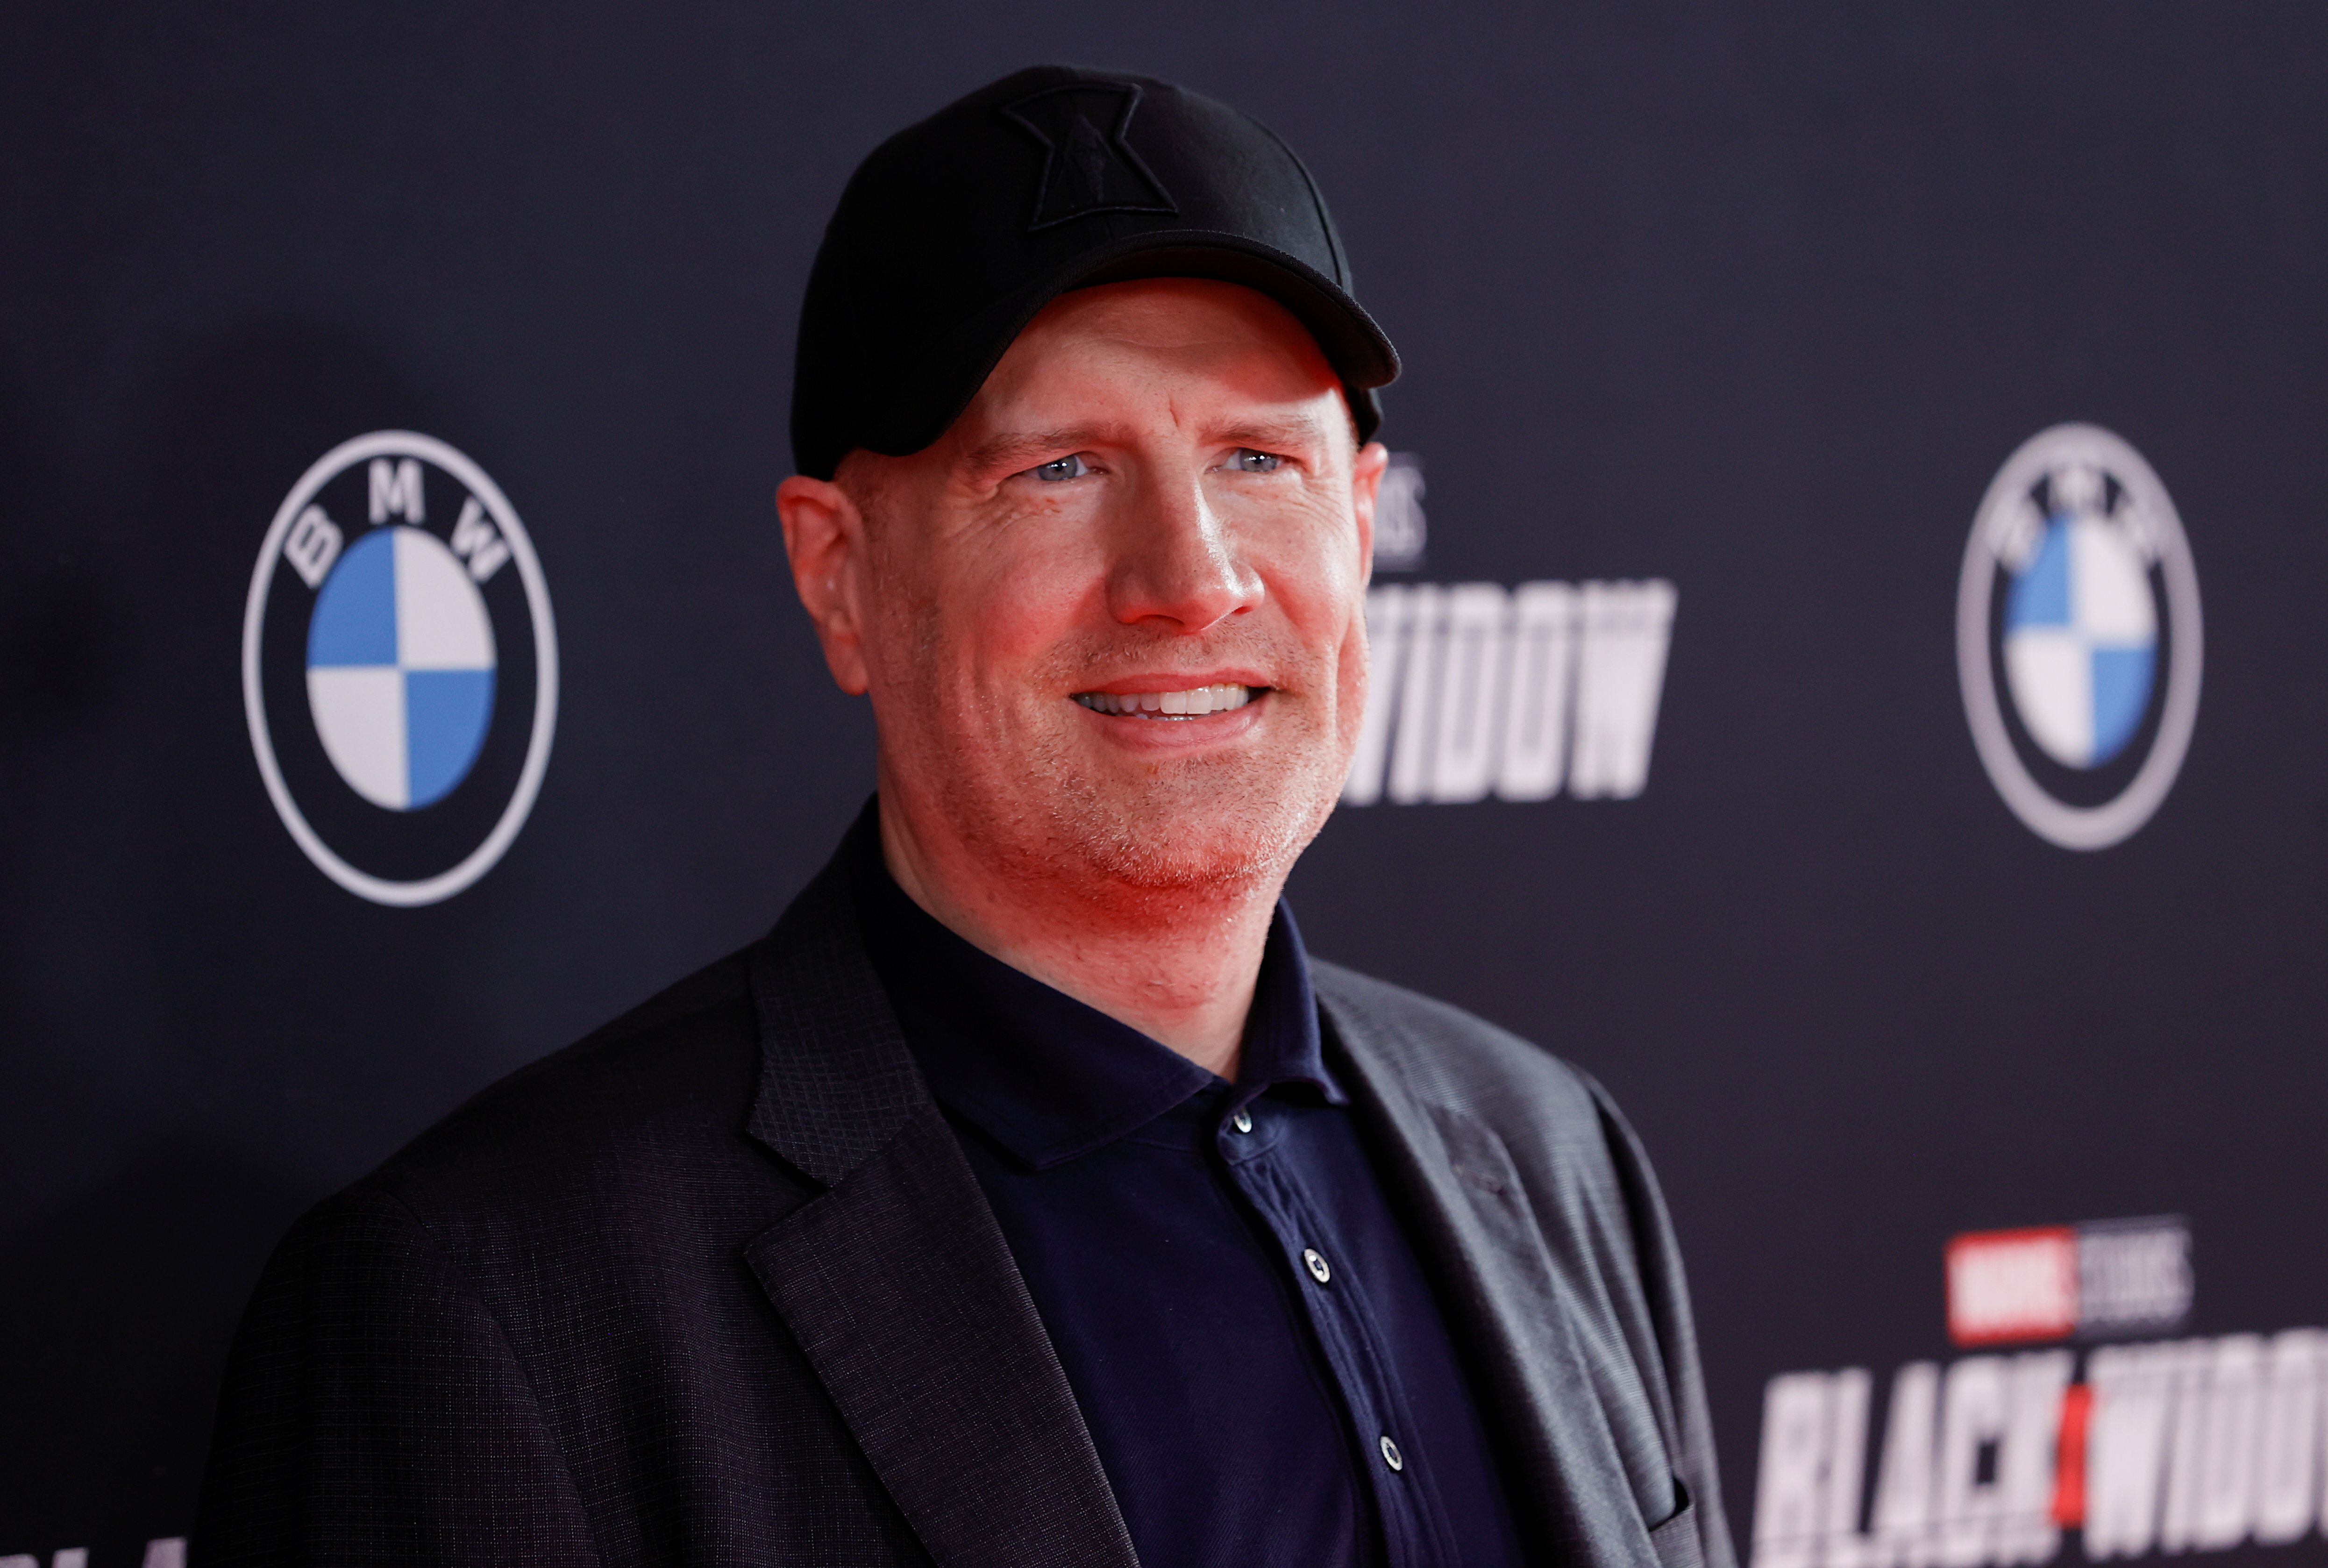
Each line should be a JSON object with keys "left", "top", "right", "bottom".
{"left": 2051, "top": 1383, "right": 2093, "bottom": 1526}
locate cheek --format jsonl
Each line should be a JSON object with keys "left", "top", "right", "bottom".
{"left": 1254, "top": 498, "right": 1369, "bottom": 654}
{"left": 922, "top": 513, "right": 1103, "bottom": 691}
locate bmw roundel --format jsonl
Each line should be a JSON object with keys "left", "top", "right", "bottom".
{"left": 1957, "top": 424, "right": 2201, "bottom": 850}
{"left": 242, "top": 432, "right": 557, "bottom": 905}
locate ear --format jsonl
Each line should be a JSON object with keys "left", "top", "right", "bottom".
{"left": 1350, "top": 441, "right": 1389, "bottom": 589}
{"left": 776, "top": 473, "right": 871, "bottom": 696}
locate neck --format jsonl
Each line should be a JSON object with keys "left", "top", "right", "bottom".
{"left": 874, "top": 790, "right": 1284, "bottom": 1081}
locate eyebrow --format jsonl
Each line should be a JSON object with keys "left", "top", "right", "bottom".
{"left": 964, "top": 427, "right": 1112, "bottom": 475}
{"left": 1213, "top": 414, "right": 1334, "bottom": 454}
{"left": 965, "top": 412, "right": 1338, "bottom": 476}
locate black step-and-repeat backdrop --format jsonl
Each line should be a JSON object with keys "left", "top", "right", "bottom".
{"left": 5, "top": 6, "right": 2323, "bottom": 1565}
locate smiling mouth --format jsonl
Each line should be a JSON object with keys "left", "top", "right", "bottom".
{"left": 1073, "top": 684, "right": 1260, "bottom": 719}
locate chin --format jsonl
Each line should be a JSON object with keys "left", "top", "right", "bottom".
{"left": 1045, "top": 753, "right": 1346, "bottom": 896}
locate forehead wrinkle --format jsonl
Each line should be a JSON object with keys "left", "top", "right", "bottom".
{"left": 992, "top": 294, "right": 1330, "bottom": 399}
{"left": 961, "top": 319, "right": 1345, "bottom": 476}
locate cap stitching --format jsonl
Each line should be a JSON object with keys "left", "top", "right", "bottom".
{"left": 1251, "top": 115, "right": 1348, "bottom": 288}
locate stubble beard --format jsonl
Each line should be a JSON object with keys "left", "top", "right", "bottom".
{"left": 1026, "top": 708, "right": 1342, "bottom": 901}
{"left": 889, "top": 621, "right": 1359, "bottom": 920}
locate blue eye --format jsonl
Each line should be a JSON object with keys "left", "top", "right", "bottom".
{"left": 1231, "top": 449, "right": 1282, "bottom": 473}
{"left": 1033, "top": 454, "right": 1089, "bottom": 482}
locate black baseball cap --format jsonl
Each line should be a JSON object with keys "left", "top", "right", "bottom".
{"left": 790, "top": 64, "right": 1400, "bottom": 480}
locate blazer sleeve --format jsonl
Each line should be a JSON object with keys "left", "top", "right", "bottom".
{"left": 1588, "top": 1079, "right": 1739, "bottom": 1568}
{"left": 193, "top": 1184, "right": 600, "bottom": 1567}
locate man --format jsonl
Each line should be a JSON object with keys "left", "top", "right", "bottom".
{"left": 197, "top": 65, "right": 1734, "bottom": 1568}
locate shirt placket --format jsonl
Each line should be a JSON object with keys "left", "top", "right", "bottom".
{"left": 1215, "top": 1098, "right": 1460, "bottom": 1568}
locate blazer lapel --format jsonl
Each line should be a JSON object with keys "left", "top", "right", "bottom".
{"left": 1320, "top": 990, "right": 1661, "bottom": 1568}
{"left": 741, "top": 857, "right": 1138, "bottom": 1568}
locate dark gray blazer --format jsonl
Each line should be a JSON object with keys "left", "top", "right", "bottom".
{"left": 195, "top": 847, "right": 1737, "bottom": 1568}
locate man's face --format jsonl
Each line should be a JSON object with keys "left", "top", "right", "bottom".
{"left": 824, "top": 278, "right": 1385, "bottom": 900}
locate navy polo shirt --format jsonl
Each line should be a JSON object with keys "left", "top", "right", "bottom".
{"left": 846, "top": 809, "right": 1527, "bottom": 1568}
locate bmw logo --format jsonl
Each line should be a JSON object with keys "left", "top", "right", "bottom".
{"left": 1957, "top": 423, "right": 2201, "bottom": 850}
{"left": 242, "top": 432, "right": 557, "bottom": 905}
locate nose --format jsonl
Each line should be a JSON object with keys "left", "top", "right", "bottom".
{"left": 1103, "top": 465, "right": 1263, "bottom": 634}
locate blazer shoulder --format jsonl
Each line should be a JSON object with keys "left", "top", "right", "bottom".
{"left": 1310, "top": 957, "right": 1603, "bottom": 1135}
{"left": 362, "top": 942, "right": 773, "bottom": 1219}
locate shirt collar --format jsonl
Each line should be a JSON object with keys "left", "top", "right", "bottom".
{"left": 843, "top": 798, "right": 1341, "bottom": 1171}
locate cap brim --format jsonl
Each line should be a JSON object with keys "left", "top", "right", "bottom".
{"left": 856, "top": 230, "right": 1400, "bottom": 461}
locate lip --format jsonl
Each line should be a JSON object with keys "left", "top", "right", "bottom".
{"left": 1072, "top": 670, "right": 1272, "bottom": 697}
{"left": 1068, "top": 680, "right": 1273, "bottom": 747}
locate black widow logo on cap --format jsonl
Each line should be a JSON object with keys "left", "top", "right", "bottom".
{"left": 1000, "top": 82, "right": 1179, "bottom": 231}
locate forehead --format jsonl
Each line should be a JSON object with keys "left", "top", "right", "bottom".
{"left": 966, "top": 278, "right": 1344, "bottom": 431}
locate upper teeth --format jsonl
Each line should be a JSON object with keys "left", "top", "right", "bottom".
{"left": 1075, "top": 684, "right": 1255, "bottom": 718}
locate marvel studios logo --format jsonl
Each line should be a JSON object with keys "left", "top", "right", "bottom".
{"left": 1945, "top": 1217, "right": 2192, "bottom": 1347}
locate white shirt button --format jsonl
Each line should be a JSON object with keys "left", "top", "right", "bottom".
{"left": 1231, "top": 1108, "right": 1253, "bottom": 1134}
{"left": 1303, "top": 1247, "right": 1331, "bottom": 1284}
{"left": 1379, "top": 1434, "right": 1404, "bottom": 1471}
